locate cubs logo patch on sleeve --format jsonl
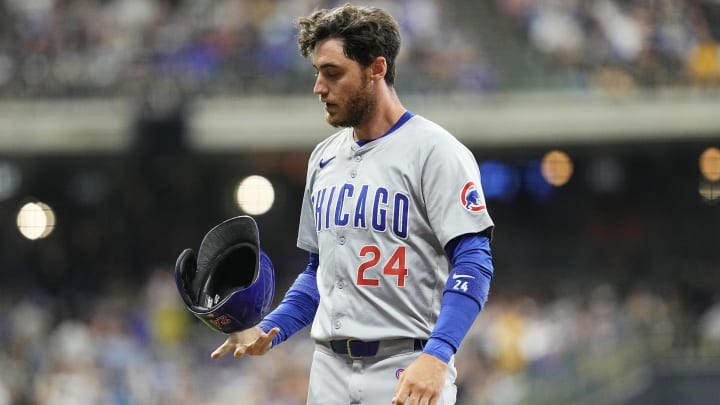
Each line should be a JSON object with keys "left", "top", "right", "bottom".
{"left": 460, "top": 181, "right": 486, "bottom": 212}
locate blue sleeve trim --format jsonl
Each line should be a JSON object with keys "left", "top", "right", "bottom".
{"left": 257, "top": 253, "right": 320, "bottom": 346}
{"left": 425, "top": 233, "right": 494, "bottom": 363}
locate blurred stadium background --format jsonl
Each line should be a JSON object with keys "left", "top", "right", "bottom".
{"left": 1, "top": 0, "right": 720, "bottom": 404}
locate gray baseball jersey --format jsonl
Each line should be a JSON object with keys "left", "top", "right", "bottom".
{"left": 297, "top": 113, "right": 493, "bottom": 342}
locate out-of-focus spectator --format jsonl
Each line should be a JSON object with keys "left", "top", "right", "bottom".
{"left": 528, "top": 1, "right": 586, "bottom": 66}
{"left": 699, "top": 295, "right": 720, "bottom": 354}
{"left": 687, "top": 19, "right": 720, "bottom": 87}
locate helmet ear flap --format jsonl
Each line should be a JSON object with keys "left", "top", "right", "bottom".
{"left": 174, "top": 248, "right": 203, "bottom": 309}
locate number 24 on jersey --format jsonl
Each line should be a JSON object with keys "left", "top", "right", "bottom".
{"left": 356, "top": 245, "right": 407, "bottom": 287}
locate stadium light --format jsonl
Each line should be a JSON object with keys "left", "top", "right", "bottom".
{"left": 234, "top": 175, "right": 275, "bottom": 215}
{"left": 16, "top": 201, "right": 56, "bottom": 240}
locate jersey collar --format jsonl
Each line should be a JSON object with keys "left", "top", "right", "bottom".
{"left": 354, "top": 111, "right": 414, "bottom": 147}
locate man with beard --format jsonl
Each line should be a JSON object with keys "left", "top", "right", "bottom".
{"left": 210, "top": 4, "right": 495, "bottom": 405}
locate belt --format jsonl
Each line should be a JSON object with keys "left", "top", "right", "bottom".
{"left": 324, "top": 338, "right": 427, "bottom": 360}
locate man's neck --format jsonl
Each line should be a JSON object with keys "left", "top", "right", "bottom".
{"left": 353, "top": 91, "right": 406, "bottom": 142}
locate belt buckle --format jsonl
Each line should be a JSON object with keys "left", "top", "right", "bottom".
{"left": 346, "top": 339, "right": 362, "bottom": 360}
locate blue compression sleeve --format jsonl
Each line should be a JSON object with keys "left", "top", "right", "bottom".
{"left": 257, "top": 253, "right": 320, "bottom": 346}
{"left": 424, "top": 233, "right": 493, "bottom": 363}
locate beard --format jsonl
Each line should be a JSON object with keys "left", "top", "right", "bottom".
{"left": 326, "top": 74, "right": 375, "bottom": 128}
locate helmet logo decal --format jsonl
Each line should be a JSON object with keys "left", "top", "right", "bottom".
{"left": 460, "top": 181, "right": 485, "bottom": 212}
{"left": 210, "top": 314, "right": 233, "bottom": 329}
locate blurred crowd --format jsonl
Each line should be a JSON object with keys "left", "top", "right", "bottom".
{"left": 2, "top": 0, "right": 719, "bottom": 99}
{"left": 0, "top": 0, "right": 490, "bottom": 98}
{"left": 2, "top": 270, "right": 720, "bottom": 405}
{"left": 496, "top": 0, "right": 720, "bottom": 91}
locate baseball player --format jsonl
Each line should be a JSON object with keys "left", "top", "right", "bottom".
{"left": 211, "top": 4, "right": 495, "bottom": 405}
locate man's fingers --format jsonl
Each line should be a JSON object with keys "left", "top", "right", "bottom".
{"left": 267, "top": 327, "right": 280, "bottom": 339}
{"left": 392, "top": 372, "right": 406, "bottom": 404}
{"left": 391, "top": 387, "right": 408, "bottom": 405}
{"left": 247, "top": 327, "right": 280, "bottom": 355}
{"left": 393, "top": 384, "right": 437, "bottom": 404}
{"left": 211, "top": 341, "right": 233, "bottom": 360}
{"left": 261, "top": 327, "right": 280, "bottom": 347}
{"left": 211, "top": 327, "right": 280, "bottom": 359}
{"left": 397, "top": 389, "right": 436, "bottom": 405}
{"left": 233, "top": 344, "right": 250, "bottom": 358}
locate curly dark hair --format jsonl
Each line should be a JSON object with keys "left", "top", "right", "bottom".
{"left": 296, "top": 3, "right": 401, "bottom": 85}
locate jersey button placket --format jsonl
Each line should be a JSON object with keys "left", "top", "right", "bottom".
{"left": 332, "top": 229, "right": 348, "bottom": 335}
{"left": 350, "top": 153, "right": 361, "bottom": 178}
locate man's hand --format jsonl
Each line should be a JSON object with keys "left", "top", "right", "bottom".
{"left": 210, "top": 326, "right": 280, "bottom": 360}
{"left": 392, "top": 353, "right": 447, "bottom": 405}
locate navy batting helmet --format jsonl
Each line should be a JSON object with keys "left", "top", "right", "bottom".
{"left": 174, "top": 215, "right": 275, "bottom": 333}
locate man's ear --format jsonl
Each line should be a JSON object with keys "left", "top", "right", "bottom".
{"left": 370, "top": 56, "right": 387, "bottom": 82}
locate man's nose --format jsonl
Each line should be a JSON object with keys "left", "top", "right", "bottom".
{"left": 313, "top": 75, "right": 327, "bottom": 96}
